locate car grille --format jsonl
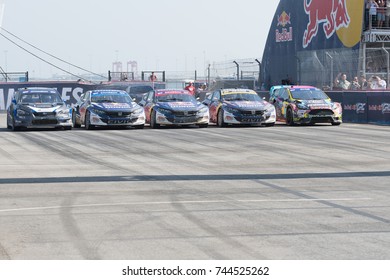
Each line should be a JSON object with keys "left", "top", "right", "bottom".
{"left": 309, "top": 109, "right": 334, "bottom": 116}
{"left": 105, "top": 111, "right": 132, "bottom": 117}
{"left": 32, "top": 119, "right": 58, "bottom": 125}
{"left": 241, "top": 110, "right": 264, "bottom": 117}
{"left": 173, "top": 111, "right": 198, "bottom": 116}
{"left": 33, "top": 112, "right": 56, "bottom": 117}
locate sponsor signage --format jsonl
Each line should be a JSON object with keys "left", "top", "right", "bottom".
{"left": 0, "top": 82, "right": 97, "bottom": 110}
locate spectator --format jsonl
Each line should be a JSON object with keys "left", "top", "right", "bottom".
{"left": 386, "top": 0, "right": 390, "bottom": 27}
{"left": 359, "top": 75, "right": 369, "bottom": 90}
{"left": 377, "top": 0, "right": 386, "bottom": 28}
{"left": 184, "top": 81, "right": 195, "bottom": 96}
{"left": 365, "top": 0, "right": 371, "bottom": 29}
{"left": 149, "top": 72, "right": 157, "bottom": 82}
{"left": 334, "top": 73, "right": 351, "bottom": 90}
{"left": 350, "top": 76, "right": 361, "bottom": 90}
{"left": 369, "top": 75, "right": 387, "bottom": 89}
{"left": 369, "top": 0, "right": 378, "bottom": 29}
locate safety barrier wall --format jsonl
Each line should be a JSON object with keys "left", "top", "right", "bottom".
{"left": 326, "top": 91, "right": 390, "bottom": 125}
{"left": 257, "top": 91, "right": 390, "bottom": 126}
{"left": 0, "top": 82, "right": 98, "bottom": 111}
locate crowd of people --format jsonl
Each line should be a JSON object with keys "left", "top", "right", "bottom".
{"left": 334, "top": 72, "right": 387, "bottom": 90}
{"left": 366, "top": 0, "right": 390, "bottom": 29}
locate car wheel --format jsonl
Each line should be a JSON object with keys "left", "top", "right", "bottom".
{"left": 264, "top": 122, "right": 275, "bottom": 127}
{"left": 332, "top": 122, "right": 341, "bottom": 126}
{"left": 72, "top": 110, "right": 81, "bottom": 128}
{"left": 150, "top": 110, "right": 160, "bottom": 129}
{"left": 6, "top": 113, "right": 12, "bottom": 129}
{"left": 11, "top": 116, "right": 20, "bottom": 131}
{"left": 85, "top": 111, "right": 94, "bottom": 130}
{"left": 286, "top": 108, "right": 295, "bottom": 126}
{"left": 217, "top": 109, "right": 226, "bottom": 127}
{"left": 64, "top": 126, "right": 72, "bottom": 130}
{"left": 198, "top": 123, "right": 208, "bottom": 128}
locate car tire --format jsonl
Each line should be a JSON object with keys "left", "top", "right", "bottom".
{"left": 11, "top": 116, "right": 20, "bottom": 131}
{"left": 286, "top": 108, "right": 295, "bottom": 126}
{"left": 6, "top": 114, "right": 12, "bottom": 129}
{"left": 217, "top": 109, "right": 226, "bottom": 127}
{"left": 198, "top": 123, "right": 208, "bottom": 128}
{"left": 85, "top": 111, "right": 95, "bottom": 130}
{"left": 332, "top": 122, "right": 341, "bottom": 126}
{"left": 72, "top": 110, "right": 81, "bottom": 128}
{"left": 150, "top": 110, "right": 160, "bottom": 129}
{"left": 64, "top": 126, "right": 72, "bottom": 130}
{"left": 264, "top": 122, "right": 275, "bottom": 127}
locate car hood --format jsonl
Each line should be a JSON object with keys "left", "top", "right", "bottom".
{"left": 157, "top": 101, "right": 198, "bottom": 111}
{"left": 297, "top": 99, "right": 333, "bottom": 109}
{"left": 92, "top": 102, "right": 134, "bottom": 111}
{"left": 223, "top": 100, "right": 267, "bottom": 110}
{"left": 21, "top": 103, "right": 64, "bottom": 112}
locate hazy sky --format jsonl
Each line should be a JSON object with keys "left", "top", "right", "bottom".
{"left": 0, "top": 0, "right": 279, "bottom": 78}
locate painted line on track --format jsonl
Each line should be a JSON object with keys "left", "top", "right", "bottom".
{"left": 0, "top": 197, "right": 372, "bottom": 213}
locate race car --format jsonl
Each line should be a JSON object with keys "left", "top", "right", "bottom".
{"left": 6, "top": 87, "right": 72, "bottom": 130}
{"left": 269, "top": 85, "right": 342, "bottom": 125}
{"left": 139, "top": 89, "right": 209, "bottom": 128}
{"left": 72, "top": 89, "right": 145, "bottom": 129}
{"left": 202, "top": 88, "right": 276, "bottom": 127}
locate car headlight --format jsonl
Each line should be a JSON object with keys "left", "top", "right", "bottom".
{"left": 296, "top": 103, "right": 308, "bottom": 110}
{"left": 17, "top": 109, "right": 30, "bottom": 116}
{"left": 90, "top": 108, "right": 106, "bottom": 115}
{"left": 331, "top": 103, "right": 339, "bottom": 110}
{"left": 265, "top": 104, "right": 275, "bottom": 113}
{"left": 157, "top": 108, "right": 172, "bottom": 115}
{"left": 56, "top": 109, "right": 70, "bottom": 116}
{"left": 224, "top": 106, "right": 240, "bottom": 114}
{"left": 132, "top": 106, "right": 144, "bottom": 115}
{"left": 197, "top": 107, "right": 208, "bottom": 114}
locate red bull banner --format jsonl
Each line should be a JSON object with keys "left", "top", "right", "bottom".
{"left": 262, "top": 0, "right": 364, "bottom": 89}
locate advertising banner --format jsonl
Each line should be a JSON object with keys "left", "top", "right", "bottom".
{"left": 0, "top": 81, "right": 97, "bottom": 110}
{"left": 341, "top": 92, "right": 368, "bottom": 123}
{"left": 367, "top": 92, "right": 390, "bottom": 124}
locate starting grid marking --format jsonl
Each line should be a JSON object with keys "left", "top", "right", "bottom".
{"left": 0, "top": 197, "right": 372, "bottom": 213}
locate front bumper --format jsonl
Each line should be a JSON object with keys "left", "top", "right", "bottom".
{"left": 223, "top": 110, "right": 275, "bottom": 125}
{"left": 294, "top": 110, "right": 342, "bottom": 124}
{"left": 14, "top": 115, "right": 72, "bottom": 129}
{"left": 156, "top": 111, "right": 209, "bottom": 125}
{"left": 89, "top": 111, "right": 146, "bottom": 126}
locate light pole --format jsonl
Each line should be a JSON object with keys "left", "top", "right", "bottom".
{"left": 233, "top": 61, "right": 239, "bottom": 80}
{"left": 4, "top": 50, "right": 7, "bottom": 72}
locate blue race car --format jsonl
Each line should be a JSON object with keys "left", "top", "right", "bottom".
{"left": 72, "top": 89, "right": 145, "bottom": 129}
{"left": 7, "top": 87, "right": 72, "bottom": 130}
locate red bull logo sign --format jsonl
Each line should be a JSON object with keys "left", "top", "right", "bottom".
{"left": 303, "top": 0, "right": 350, "bottom": 48}
{"left": 276, "top": 11, "right": 293, "bottom": 43}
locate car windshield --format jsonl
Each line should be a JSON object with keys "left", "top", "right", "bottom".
{"left": 222, "top": 93, "right": 262, "bottom": 102}
{"left": 157, "top": 94, "right": 194, "bottom": 102}
{"left": 291, "top": 89, "right": 329, "bottom": 100}
{"left": 91, "top": 93, "right": 132, "bottom": 103}
{"left": 20, "top": 93, "right": 63, "bottom": 104}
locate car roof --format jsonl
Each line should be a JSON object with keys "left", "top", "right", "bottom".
{"left": 19, "top": 87, "right": 58, "bottom": 94}
{"left": 90, "top": 89, "right": 128, "bottom": 94}
{"left": 220, "top": 88, "right": 256, "bottom": 95}
{"left": 155, "top": 89, "right": 190, "bottom": 95}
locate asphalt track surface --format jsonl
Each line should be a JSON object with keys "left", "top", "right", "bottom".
{"left": 0, "top": 113, "right": 389, "bottom": 260}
